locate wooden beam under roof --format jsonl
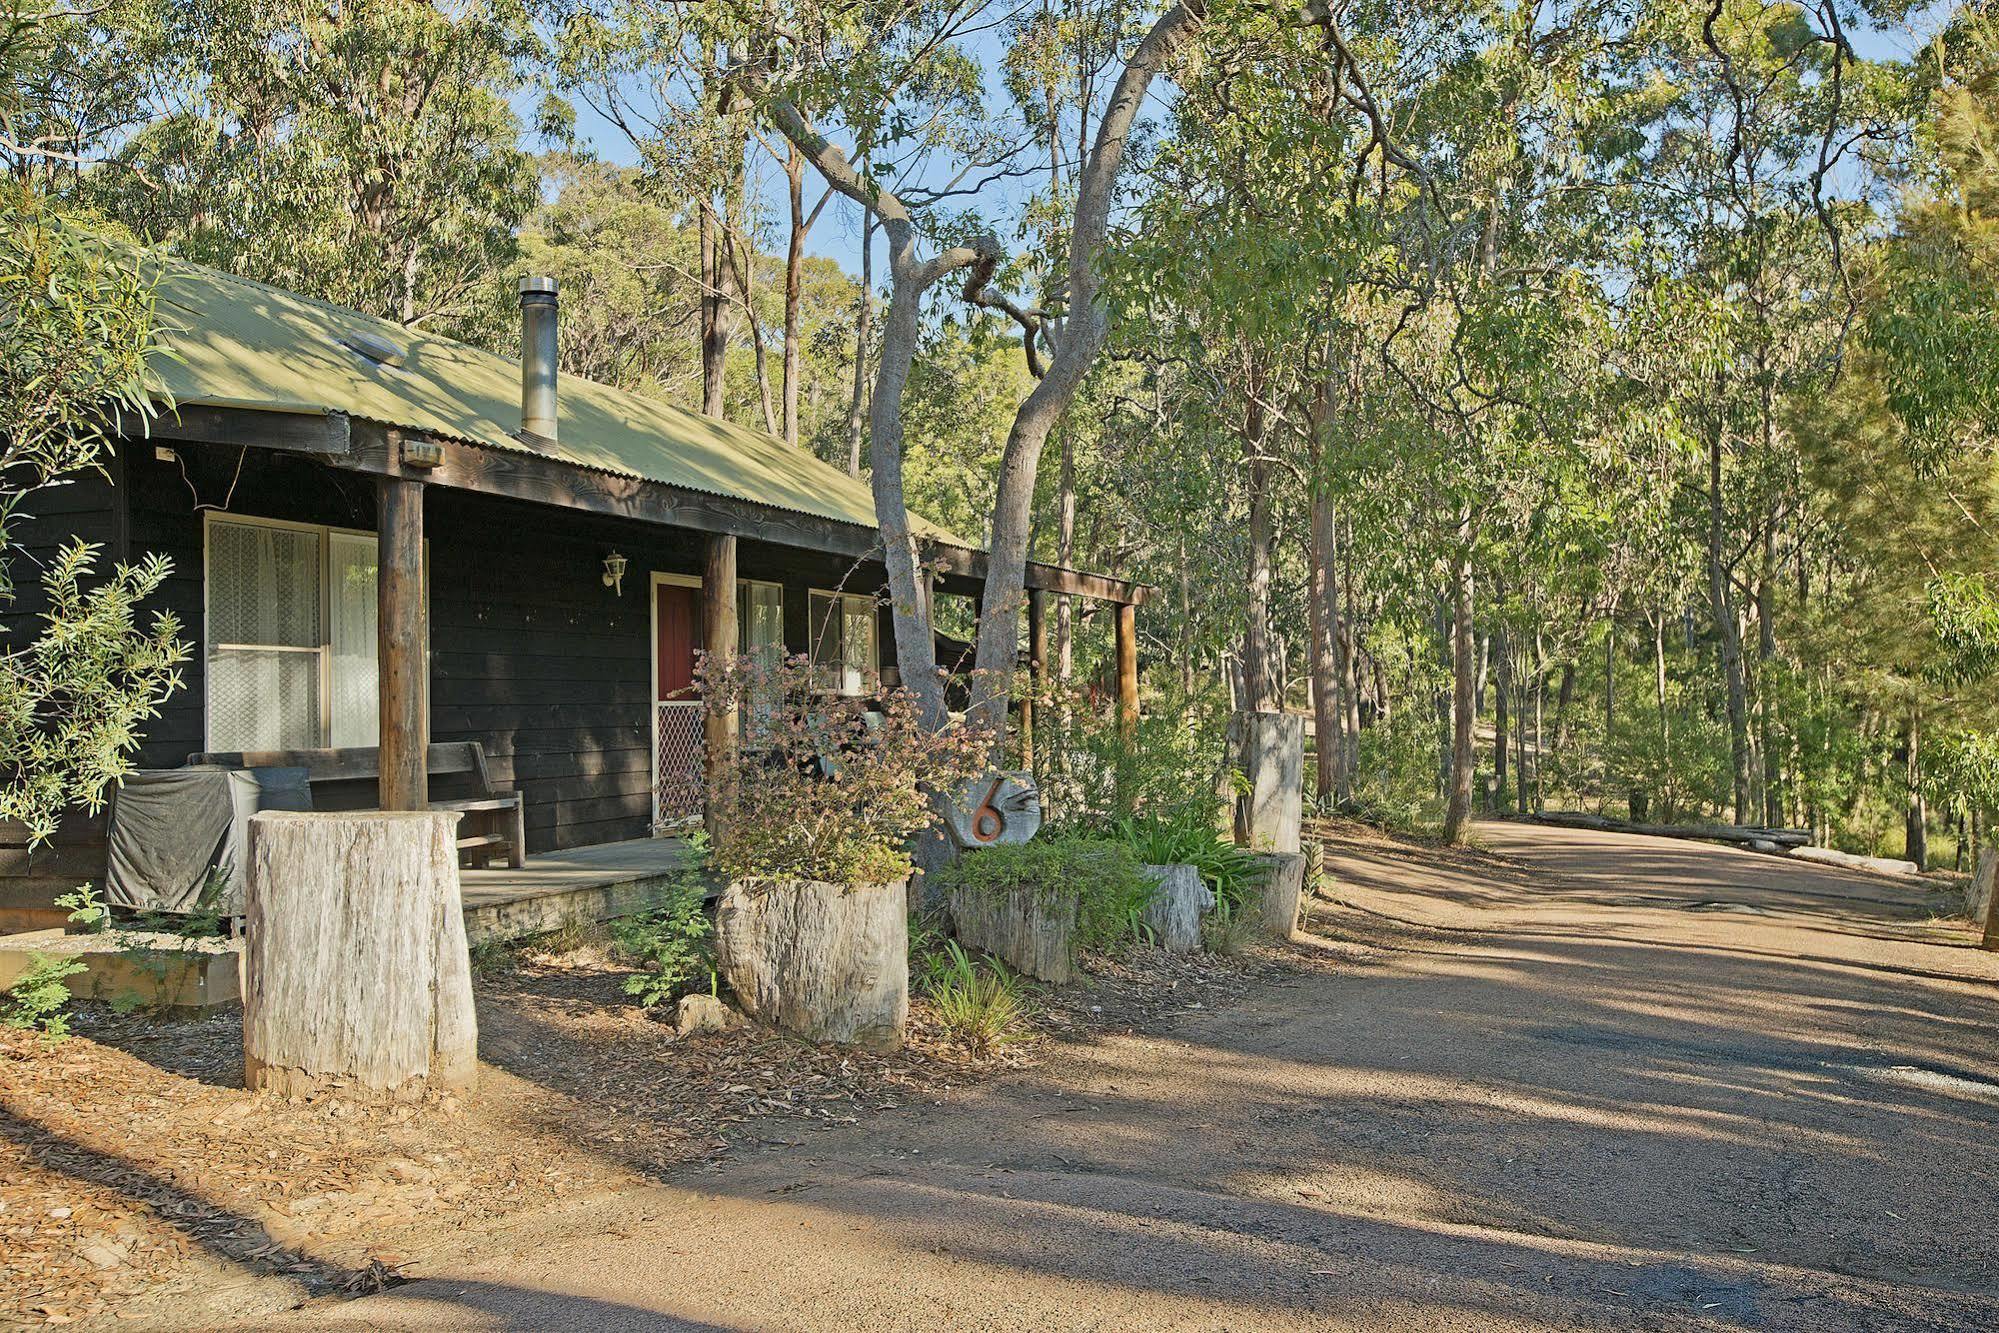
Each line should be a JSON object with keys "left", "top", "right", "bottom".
{"left": 131, "top": 407, "right": 1152, "bottom": 604}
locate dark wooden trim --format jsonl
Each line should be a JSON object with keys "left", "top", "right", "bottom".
{"left": 130, "top": 404, "right": 353, "bottom": 456}
{"left": 139, "top": 408, "right": 1151, "bottom": 604}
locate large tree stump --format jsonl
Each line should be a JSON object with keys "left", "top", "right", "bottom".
{"left": 1140, "top": 864, "right": 1213, "bottom": 953}
{"left": 949, "top": 885, "right": 1078, "bottom": 984}
{"left": 1235, "top": 711, "right": 1304, "bottom": 853}
{"left": 1250, "top": 851, "right": 1307, "bottom": 941}
{"left": 243, "top": 811, "right": 475, "bottom": 1100}
{"left": 716, "top": 878, "right": 908, "bottom": 1049}
{"left": 1969, "top": 848, "right": 1997, "bottom": 927}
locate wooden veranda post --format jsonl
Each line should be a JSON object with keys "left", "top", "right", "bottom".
{"left": 378, "top": 475, "right": 428, "bottom": 810}
{"left": 1023, "top": 588, "right": 1046, "bottom": 769}
{"left": 703, "top": 533, "right": 739, "bottom": 841}
{"left": 1115, "top": 601, "right": 1139, "bottom": 735}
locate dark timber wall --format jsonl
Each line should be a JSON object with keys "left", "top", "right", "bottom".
{"left": 109, "top": 441, "right": 893, "bottom": 854}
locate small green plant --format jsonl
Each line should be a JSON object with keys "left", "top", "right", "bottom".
{"left": 919, "top": 940, "right": 1035, "bottom": 1057}
{"left": 4, "top": 953, "right": 86, "bottom": 1038}
{"left": 1112, "top": 814, "right": 1264, "bottom": 914}
{"left": 468, "top": 935, "right": 518, "bottom": 978}
{"left": 613, "top": 884, "right": 715, "bottom": 1009}
{"left": 932, "top": 834, "right": 1156, "bottom": 949}
{"left": 55, "top": 882, "right": 106, "bottom": 932}
{"left": 1200, "top": 893, "right": 1255, "bottom": 955}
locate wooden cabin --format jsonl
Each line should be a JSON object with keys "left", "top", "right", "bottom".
{"left": 0, "top": 261, "right": 1144, "bottom": 930}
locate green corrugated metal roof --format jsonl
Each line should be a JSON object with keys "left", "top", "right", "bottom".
{"left": 146, "top": 260, "right": 965, "bottom": 544}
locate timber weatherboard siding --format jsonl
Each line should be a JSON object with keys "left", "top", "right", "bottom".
{"left": 20, "top": 442, "right": 897, "bottom": 862}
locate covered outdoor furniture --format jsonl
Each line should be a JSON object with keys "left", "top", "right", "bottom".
{"left": 106, "top": 767, "right": 262, "bottom": 915}
{"left": 189, "top": 742, "right": 528, "bottom": 869}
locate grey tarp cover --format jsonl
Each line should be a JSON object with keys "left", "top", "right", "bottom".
{"left": 106, "top": 768, "right": 262, "bottom": 913}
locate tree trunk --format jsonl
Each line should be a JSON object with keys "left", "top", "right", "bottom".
{"left": 1707, "top": 432, "right": 1753, "bottom": 823}
{"left": 1237, "top": 710, "right": 1304, "bottom": 854}
{"left": 1493, "top": 625, "right": 1511, "bottom": 814}
{"left": 1249, "top": 851, "right": 1306, "bottom": 941}
{"left": 699, "top": 204, "right": 731, "bottom": 419}
{"left": 717, "top": 878, "right": 908, "bottom": 1048}
{"left": 1905, "top": 710, "right": 1928, "bottom": 872}
{"left": 783, "top": 145, "right": 807, "bottom": 449}
{"left": 243, "top": 811, "right": 475, "bottom": 1101}
{"left": 1239, "top": 389, "right": 1278, "bottom": 714}
{"left": 1308, "top": 478, "right": 1341, "bottom": 803}
{"left": 1441, "top": 549, "right": 1477, "bottom": 844}
{"left": 962, "top": 1, "right": 1206, "bottom": 743}
{"left": 1055, "top": 431, "right": 1076, "bottom": 691}
{"left": 845, "top": 208, "right": 873, "bottom": 475}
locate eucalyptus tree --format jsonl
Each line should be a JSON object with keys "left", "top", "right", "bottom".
{"left": 1615, "top": 0, "right": 1907, "bottom": 823}
{"left": 91, "top": 0, "right": 541, "bottom": 330}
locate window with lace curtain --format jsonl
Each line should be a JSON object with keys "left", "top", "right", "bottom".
{"left": 204, "top": 514, "right": 386, "bottom": 751}
{"left": 808, "top": 590, "right": 879, "bottom": 696}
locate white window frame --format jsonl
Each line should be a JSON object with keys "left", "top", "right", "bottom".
{"left": 736, "top": 578, "right": 785, "bottom": 659}
{"left": 807, "top": 588, "right": 880, "bottom": 697}
{"left": 201, "top": 512, "right": 418, "bottom": 753}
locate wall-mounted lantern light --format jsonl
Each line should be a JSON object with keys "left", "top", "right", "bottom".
{"left": 602, "top": 551, "right": 628, "bottom": 596}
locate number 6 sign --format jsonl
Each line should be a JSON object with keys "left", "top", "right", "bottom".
{"left": 943, "top": 770, "right": 1043, "bottom": 848}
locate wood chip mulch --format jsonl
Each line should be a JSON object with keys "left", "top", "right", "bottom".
{"left": 1, "top": 932, "right": 1301, "bottom": 1328}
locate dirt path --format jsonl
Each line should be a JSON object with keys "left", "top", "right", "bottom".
{"left": 299, "top": 823, "right": 1999, "bottom": 1331}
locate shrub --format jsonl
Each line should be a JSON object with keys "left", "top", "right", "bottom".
{"left": 613, "top": 883, "right": 715, "bottom": 1009}
{"left": 696, "top": 652, "right": 989, "bottom": 885}
{"left": 933, "top": 834, "right": 1155, "bottom": 949}
{"left": 918, "top": 940, "right": 1035, "bottom": 1057}
{"left": 1110, "top": 813, "right": 1264, "bottom": 914}
{"left": 1029, "top": 680, "right": 1232, "bottom": 829}
{"left": 4, "top": 953, "right": 85, "bottom": 1038}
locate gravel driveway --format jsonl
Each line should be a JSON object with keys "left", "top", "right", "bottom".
{"left": 307, "top": 821, "right": 1999, "bottom": 1332}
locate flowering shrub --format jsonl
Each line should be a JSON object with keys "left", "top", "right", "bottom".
{"left": 696, "top": 652, "right": 990, "bottom": 885}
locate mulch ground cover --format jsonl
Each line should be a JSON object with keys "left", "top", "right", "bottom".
{"left": 2, "top": 931, "right": 1287, "bottom": 1328}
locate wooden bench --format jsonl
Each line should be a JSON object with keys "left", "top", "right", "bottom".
{"left": 189, "top": 743, "right": 527, "bottom": 869}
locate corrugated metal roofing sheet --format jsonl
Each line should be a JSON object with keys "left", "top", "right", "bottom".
{"left": 145, "top": 260, "right": 966, "bottom": 544}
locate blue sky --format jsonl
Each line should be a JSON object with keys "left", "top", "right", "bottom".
{"left": 531, "top": 4, "right": 1953, "bottom": 286}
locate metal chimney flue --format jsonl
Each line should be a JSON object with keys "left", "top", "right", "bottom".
{"left": 518, "top": 275, "right": 558, "bottom": 441}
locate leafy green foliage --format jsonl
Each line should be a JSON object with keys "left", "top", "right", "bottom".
{"left": 613, "top": 884, "right": 715, "bottom": 1010}
{"left": 916, "top": 939, "right": 1035, "bottom": 1057}
{"left": 1111, "top": 814, "right": 1263, "bottom": 915}
{"left": 4, "top": 952, "right": 85, "bottom": 1038}
{"left": 1, "top": 190, "right": 188, "bottom": 845}
{"left": 933, "top": 834, "right": 1155, "bottom": 951}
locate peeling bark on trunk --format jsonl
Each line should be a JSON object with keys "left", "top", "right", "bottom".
{"left": 716, "top": 878, "right": 909, "bottom": 1049}
{"left": 243, "top": 812, "right": 475, "bottom": 1101}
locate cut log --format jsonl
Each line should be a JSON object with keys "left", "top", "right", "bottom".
{"left": 1236, "top": 711, "right": 1304, "bottom": 854}
{"left": 1250, "top": 851, "right": 1307, "bottom": 941}
{"left": 243, "top": 811, "right": 475, "bottom": 1101}
{"left": 716, "top": 878, "right": 908, "bottom": 1049}
{"left": 948, "top": 884, "right": 1077, "bottom": 984}
{"left": 1787, "top": 846, "right": 1920, "bottom": 877}
{"left": 1969, "top": 848, "right": 1997, "bottom": 926}
{"left": 1522, "top": 810, "right": 1810, "bottom": 848}
{"left": 1140, "top": 864, "right": 1213, "bottom": 953}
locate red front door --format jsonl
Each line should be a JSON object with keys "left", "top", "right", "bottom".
{"left": 655, "top": 582, "right": 699, "bottom": 700}
{"left": 654, "top": 582, "right": 703, "bottom": 829}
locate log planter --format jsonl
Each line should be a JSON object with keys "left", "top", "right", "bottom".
{"left": 715, "top": 877, "right": 909, "bottom": 1050}
{"left": 948, "top": 884, "right": 1078, "bottom": 984}
{"left": 1139, "top": 864, "right": 1213, "bottom": 953}
{"left": 1248, "top": 850, "right": 1308, "bottom": 942}
{"left": 242, "top": 811, "right": 476, "bottom": 1101}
